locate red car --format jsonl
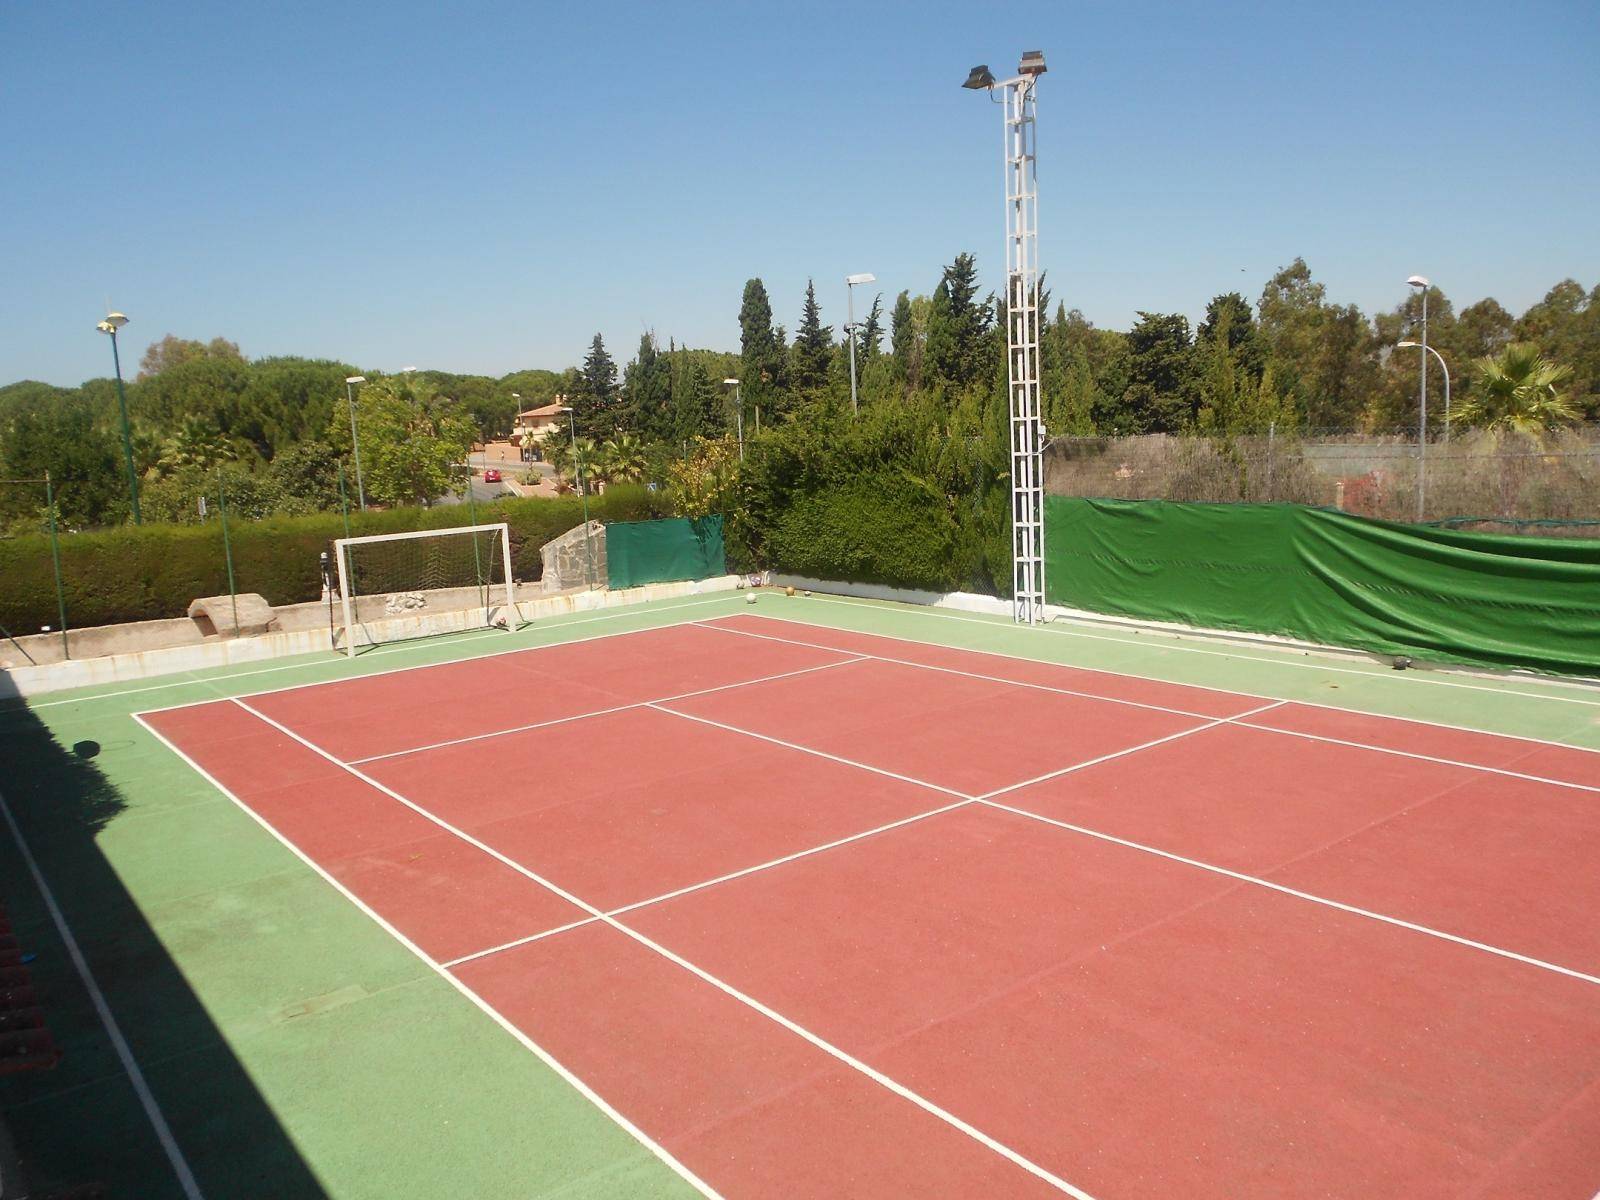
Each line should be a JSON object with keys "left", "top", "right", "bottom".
{"left": 483, "top": 468, "right": 502, "bottom": 483}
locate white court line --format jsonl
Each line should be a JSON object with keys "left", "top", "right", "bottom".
{"left": 645, "top": 703, "right": 971, "bottom": 800}
{"left": 979, "top": 797, "right": 1600, "bottom": 990}
{"left": 976, "top": 701, "right": 1287, "bottom": 801}
{"left": 443, "top": 794, "right": 975, "bottom": 970}
{"left": 708, "top": 609, "right": 1600, "bottom": 758}
{"left": 131, "top": 712, "right": 724, "bottom": 1200}
{"left": 132, "top": 602, "right": 738, "bottom": 719}
{"left": 704, "top": 616, "right": 1600, "bottom": 797}
{"left": 0, "top": 785, "right": 206, "bottom": 1200}
{"left": 799, "top": 592, "right": 1600, "bottom": 708}
{"left": 695, "top": 619, "right": 1228, "bottom": 722}
{"left": 1230, "top": 719, "right": 1600, "bottom": 797}
{"left": 351, "top": 654, "right": 870, "bottom": 765}
{"left": 15, "top": 595, "right": 741, "bottom": 717}
{"left": 225, "top": 699, "right": 1093, "bottom": 1197}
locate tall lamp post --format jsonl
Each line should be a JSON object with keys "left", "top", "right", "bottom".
{"left": 845, "top": 272, "right": 876, "bottom": 415}
{"left": 723, "top": 378, "right": 743, "bottom": 461}
{"left": 1407, "top": 274, "right": 1430, "bottom": 519}
{"left": 95, "top": 312, "right": 141, "bottom": 524}
{"left": 1396, "top": 341, "right": 1451, "bottom": 443}
{"left": 964, "top": 50, "right": 1048, "bottom": 625}
{"left": 344, "top": 375, "right": 368, "bottom": 510}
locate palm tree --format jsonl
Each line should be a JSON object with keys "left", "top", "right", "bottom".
{"left": 159, "top": 417, "right": 235, "bottom": 472}
{"left": 1451, "top": 344, "right": 1578, "bottom": 433}
{"left": 602, "top": 432, "right": 647, "bottom": 482}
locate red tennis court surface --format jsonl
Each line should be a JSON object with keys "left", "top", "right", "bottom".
{"left": 138, "top": 613, "right": 1600, "bottom": 1199}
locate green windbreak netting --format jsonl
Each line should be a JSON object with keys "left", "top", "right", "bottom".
{"left": 1045, "top": 496, "right": 1600, "bottom": 676}
{"left": 607, "top": 515, "right": 726, "bottom": 590}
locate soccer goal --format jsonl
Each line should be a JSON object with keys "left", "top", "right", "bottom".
{"left": 333, "top": 522, "right": 518, "bottom": 657}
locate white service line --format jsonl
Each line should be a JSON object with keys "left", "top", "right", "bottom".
{"left": 646, "top": 703, "right": 970, "bottom": 800}
{"left": 1230, "top": 719, "right": 1600, "bottom": 797}
{"left": 976, "top": 701, "right": 1287, "bottom": 801}
{"left": 122, "top": 596, "right": 741, "bottom": 719}
{"left": 225, "top": 699, "right": 1093, "bottom": 1197}
{"left": 694, "top": 619, "right": 1225, "bottom": 722}
{"left": 704, "top": 610, "right": 1600, "bottom": 763}
{"left": 130, "top": 714, "right": 723, "bottom": 1200}
{"left": 443, "top": 794, "right": 975, "bottom": 970}
{"left": 351, "top": 654, "right": 870, "bottom": 765}
{"left": 0, "top": 785, "right": 206, "bottom": 1200}
{"left": 979, "top": 797, "right": 1600, "bottom": 990}
{"left": 794, "top": 593, "right": 1600, "bottom": 711}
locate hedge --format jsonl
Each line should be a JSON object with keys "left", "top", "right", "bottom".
{"left": 0, "top": 486, "right": 667, "bottom": 633}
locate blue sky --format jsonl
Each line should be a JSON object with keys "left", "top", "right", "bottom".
{"left": 4, "top": 0, "right": 1597, "bottom": 386}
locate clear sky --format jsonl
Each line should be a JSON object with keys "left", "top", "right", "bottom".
{"left": 4, "top": 0, "right": 1597, "bottom": 387}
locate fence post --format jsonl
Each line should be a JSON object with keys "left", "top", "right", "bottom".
{"left": 44, "top": 472, "right": 69, "bottom": 659}
{"left": 217, "top": 469, "right": 240, "bottom": 635}
{"left": 1265, "top": 422, "right": 1276, "bottom": 502}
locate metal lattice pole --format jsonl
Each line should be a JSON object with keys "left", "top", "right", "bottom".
{"left": 1002, "top": 73, "right": 1045, "bottom": 624}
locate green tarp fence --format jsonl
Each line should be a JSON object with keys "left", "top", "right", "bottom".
{"left": 1045, "top": 496, "right": 1600, "bottom": 676}
{"left": 606, "top": 514, "right": 726, "bottom": 590}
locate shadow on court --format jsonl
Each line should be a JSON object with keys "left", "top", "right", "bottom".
{"left": 0, "top": 698, "right": 328, "bottom": 1198}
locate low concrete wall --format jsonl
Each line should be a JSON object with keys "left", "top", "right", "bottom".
{"left": 0, "top": 575, "right": 741, "bottom": 700}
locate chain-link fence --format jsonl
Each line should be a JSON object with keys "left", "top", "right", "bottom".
{"left": 1043, "top": 424, "right": 1600, "bottom": 535}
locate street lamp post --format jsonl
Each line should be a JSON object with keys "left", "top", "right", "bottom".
{"left": 95, "top": 312, "right": 141, "bottom": 524}
{"left": 1407, "top": 275, "right": 1430, "bottom": 519}
{"left": 724, "top": 378, "right": 743, "bottom": 461}
{"left": 845, "top": 273, "right": 876, "bottom": 416}
{"left": 1396, "top": 341, "right": 1451, "bottom": 442}
{"left": 344, "top": 375, "right": 368, "bottom": 510}
{"left": 965, "top": 51, "right": 1048, "bottom": 624}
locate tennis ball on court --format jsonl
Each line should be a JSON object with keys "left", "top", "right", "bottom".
{"left": 746, "top": 593, "right": 758, "bottom": 604}
{"left": 785, "top": 586, "right": 796, "bottom": 597}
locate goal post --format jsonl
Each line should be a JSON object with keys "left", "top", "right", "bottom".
{"left": 333, "top": 522, "right": 518, "bottom": 658}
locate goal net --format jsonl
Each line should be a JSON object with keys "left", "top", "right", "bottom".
{"left": 333, "top": 523, "right": 518, "bottom": 657}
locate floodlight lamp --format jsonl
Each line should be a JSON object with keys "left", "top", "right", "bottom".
{"left": 1019, "top": 50, "right": 1047, "bottom": 76}
{"left": 962, "top": 64, "right": 995, "bottom": 89}
{"left": 846, "top": 272, "right": 876, "bottom": 285}
{"left": 722, "top": 378, "right": 740, "bottom": 386}
{"left": 98, "top": 311, "right": 129, "bottom": 334}
{"left": 1396, "top": 341, "right": 1419, "bottom": 348}
{"left": 345, "top": 375, "right": 366, "bottom": 384}
{"left": 1407, "top": 275, "right": 1429, "bottom": 289}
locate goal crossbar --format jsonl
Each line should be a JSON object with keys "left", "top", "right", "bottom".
{"left": 334, "top": 522, "right": 517, "bottom": 658}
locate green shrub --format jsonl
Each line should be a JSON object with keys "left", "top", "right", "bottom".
{"left": 0, "top": 485, "right": 668, "bottom": 632}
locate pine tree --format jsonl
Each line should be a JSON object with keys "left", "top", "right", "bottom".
{"left": 575, "top": 333, "right": 620, "bottom": 437}
{"left": 859, "top": 294, "right": 885, "bottom": 357}
{"left": 890, "top": 291, "right": 915, "bottom": 380}
{"left": 739, "top": 279, "right": 783, "bottom": 412}
{"left": 924, "top": 253, "right": 992, "bottom": 392}
{"left": 790, "top": 279, "right": 833, "bottom": 392}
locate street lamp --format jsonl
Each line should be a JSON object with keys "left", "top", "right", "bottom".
{"left": 1407, "top": 274, "right": 1430, "bottom": 519}
{"left": 964, "top": 50, "right": 1048, "bottom": 625}
{"left": 344, "top": 375, "right": 367, "bottom": 510}
{"left": 723, "top": 378, "right": 743, "bottom": 461}
{"left": 1396, "top": 341, "right": 1451, "bottom": 442}
{"left": 558, "top": 405, "right": 596, "bottom": 589}
{"left": 95, "top": 311, "right": 141, "bottom": 524}
{"left": 845, "top": 272, "right": 876, "bottom": 416}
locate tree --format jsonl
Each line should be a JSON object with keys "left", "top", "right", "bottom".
{"left": 1256, "top": 258, "right": 1377, "bottom": 428}
{"left": 858, "top": 294, "right": 885, "bottom": 358}
{"left": 158, "top": 415, "right": 235, "bottom": 473}
{"left": 789, "top": 279, "right": 833, "bottom": 392}
{"left": 1122, "top": 312, "right": 1197, "bottom": 432}
{"left": 1451, "top": 344, "right": 1579, "bottom": 432}
{"left": 138, "top": 334, "right": 244, "bottom": 379}
{"left": 1516, "top": 280, "right": 1600, "bottom": 419}
{"left": 621, "top": 332, "right": 673, "bottom": 441}
{"left": 326, "top": 375, "right": 475, "bottom": 506}
{"left": 890, "top": 291, "right": 917, "bottom": 384}
{"left": 924, "top": 253, "right": 992, "bottom": 393}
{"left": 739, "top": 279, "right": 785, "bottom": 413}
{"left": 0, "top": 390, "right": 129, "bottom": 527}
{"left": 671, "top": 361, "right": 721, "bottom": 443}
{"left": 574, "top": 334, "right": 620, "bottom": 439}
{"left": 602, "top": 432, "right": 648, "bottom": 482}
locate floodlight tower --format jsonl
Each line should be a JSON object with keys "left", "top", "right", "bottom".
{"left": 964, "top": 51, "right": 1047, "bottom": 625}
